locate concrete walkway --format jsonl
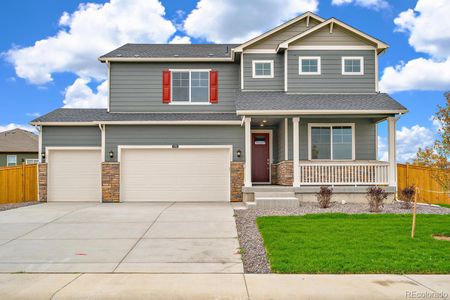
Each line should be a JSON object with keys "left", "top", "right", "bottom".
{"left": 0, "top": 273, "right": 448, "bottom": 299}
{"left": 0, "top": 202, "right": 242, "bottom": 273}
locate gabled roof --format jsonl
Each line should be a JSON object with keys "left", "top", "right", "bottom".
{"left": 99, "top": 44, "right": 238, "bottom": 62}
{"left": 0, "top": 128, "right": 38, "bottom": 153}
{"left": 277, "top": 18, "right": 389, "bottom": 52}
{"left": 233, "top": 12, "right": 325, "bottom": 52}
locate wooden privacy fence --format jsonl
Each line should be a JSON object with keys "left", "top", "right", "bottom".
{"left": 0, "top": 164, "right": 38, "bottom": 204}
{"left": 397, "top": 164, "right": 450, "bottom": 205}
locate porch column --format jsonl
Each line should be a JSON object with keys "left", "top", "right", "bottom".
{"left": 388, "top": 117, "right": 397, "bottom": 187}
{"left": 293, "top": 117, "right": 300, "bottom": 187}
{"left": 244, "top": 117, "right": 252, "bottom": 187}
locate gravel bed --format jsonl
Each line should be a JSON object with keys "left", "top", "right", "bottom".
{"left": 0, "top": 201, "right": 39, "bottom": 212}
{"left": 234, "top": 201, "right": 450, "bottom": 274}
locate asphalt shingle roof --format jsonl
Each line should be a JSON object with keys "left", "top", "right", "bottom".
{"left": 235, "top": 92, "right": 407, "bottom": 112}
{"left": 31, "top": 109, "right": 241, "bottom": 123}
{"left": 0, "top": 128, "right": 38, "bottom": 152}
{"left": 100, "top": 44, "right": 239, "bottom": 59}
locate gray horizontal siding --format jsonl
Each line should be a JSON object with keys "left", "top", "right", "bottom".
{"left": 288, "top": 50, "right": 375, "bottom": 93}
{"left": 110, "top": 62, "right": 239, "bottom": 113}
{"left": 243, "top": 54, "right": 284, "bottom": 91}
{"left": 41, "top": 126, "right": 101, "bottom": 162}
{"left": 105, "top": 125, "right": 245, "bottom": 162}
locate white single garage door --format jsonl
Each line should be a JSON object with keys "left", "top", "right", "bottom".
{"left": 48, "top": 148, "right": 102, "bottom": 202}
{"left": 120, "top": 147, "right": 231, "bottom": 202}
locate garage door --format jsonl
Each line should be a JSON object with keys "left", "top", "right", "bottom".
{"left": 121, "top": 147, "right": 230, "bottom": 202}
{"left": 48, "top": 149, "right": 101, "bottom": 202}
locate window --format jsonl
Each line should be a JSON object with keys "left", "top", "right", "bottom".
{"left": 299, "top": 57, "right": 321, "bottom": 75}
{"left": 252, "top": 60, "right": 274, "bottom": 78}
{"left": 309, "top": 124, "right": 354, "bottom": 160}
{"left": 7, "top": 155, "right": 17, "bottom": 166}
{"left": 342, "top": 57, "right": 364, "bottom": 75}
{"left": 25, "top": 159, "right": 39, "bottom": 165}
{"left": 171, "top": 70, "right": 209, "bottom": 103}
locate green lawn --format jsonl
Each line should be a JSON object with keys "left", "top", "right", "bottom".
{"left": 439, "top": 204, "right": 450, "bottom": 209}
{"left": 257, "top": 214, "right": 450, "bottom": 274}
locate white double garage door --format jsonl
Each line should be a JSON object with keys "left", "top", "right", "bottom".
{"left": 47, "top": 146, "right": 231, "bottom": 202}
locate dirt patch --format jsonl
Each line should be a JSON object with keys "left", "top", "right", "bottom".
{"left": 433, "top": 235, "right": 450, "bottom": 241}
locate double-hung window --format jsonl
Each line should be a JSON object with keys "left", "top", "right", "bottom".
{"left": 25, "top": 159, "right": 39, "bottom": 165}
{"left": 171, "top": 70, "right": 209, "bottom": 103}
{"left": 342, "top": 57, "right": 364, "bottom": 75}
{"left": 309, "top": 124, "right": 355, "bottom": 160}
{"left": 299, "top": 57, "right": 321, "bottom": 75}
{"left": 252, "top": 60, "right": 274, "bottom": 78}
{"left": 7, "top": 155, "right": 17, "bottom": 166}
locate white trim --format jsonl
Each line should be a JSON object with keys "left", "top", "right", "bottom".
{"left": 233, "top": 12, "right": 325, "bottom": 52}
{"left": 100, "top": 57, "right": 234, "bottom": 62}
{"left": 45, "top": 147, "right": 102, "bottom": 165}
{"left": 31, "top": 121, "right": 242, "bottom": 126}
{"left": 243, "top": 49, "right": 277, "bottom": 54}
{"left": 387, "top": 117, "right": 396, "bottom": 187}
{"left": 170, "top": 69, "right": 210, "bottom": 104}
{"left": 240, "top": 53, "right": 244, "bottom": 90}
{"left": 278, "top": 18, "right": 389, "bottom": 51}
{"left": 375, "top": 122, "right": 379, "bottom": 160}
{"left": 284, "top": 50, "right": 288, "bottom": 92}
{"left": 107, "top": 61, "right": 111, "bottom": 112}
{"left": 236, "top": 109, "right": 407, "bottom": 116}
{"left": 288, "top": 45, "right": 375, "bottom": 50}
{"left": 117, "top": 145, "right": 233, "bottom": 163}
{"left": 293, "top": 117, "right": 300, "bottom": 187}
{"left": 307, "top": 123, "right": 356, "bottom": 161}
{"left": 299, "top": 56, "right": 321, "bottom": 75}
{"left": 100, "top": 124, "right": 106, "bottom": 163}
{"left": 251, "top": 129, "right": 273, "bottom": 184}
{"left": 6, "top": 155, "right": 17, "bottom": 166}
{"left": 38, "top": 125, "right": 42, "bottom": 163}
{"left": 284, "top": 118, "right": 288, "bottom": 160}
{"left": 244, "top": 117, "right": 252, "bottom": 187}
{"left": 252, "top": 60, "right": 274, "bottom": 78}
{"left": 342, "top": 56, "right": 364, "bottom": 75}
{"left": 374, "top": 49, "right": 379, "bottom": 92}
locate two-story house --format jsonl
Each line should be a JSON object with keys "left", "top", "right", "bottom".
{"left": 31, "top": 12, "right": 407, "bottom": 206}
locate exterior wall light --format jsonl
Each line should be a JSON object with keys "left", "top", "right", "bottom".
{"left": 41, "top": 152, "right": 45, "bottom": 160}
{"left": 109, "top": 150, "right": 114, "bottom": 159}
{"left": 237, "top": 149, "right": 242, "bottom": 158}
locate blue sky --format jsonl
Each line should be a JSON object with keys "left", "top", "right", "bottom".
{"left": 0, "top": 0, "right": 448, "bottom": 162}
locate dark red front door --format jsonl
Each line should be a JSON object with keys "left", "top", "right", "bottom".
{"left": 252, "top": 133, "right": 270, "bottom": 183}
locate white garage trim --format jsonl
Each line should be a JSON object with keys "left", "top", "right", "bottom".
{"left": 118, "top": 145, "right": 233, "bottom": 202}
{"left": 46, "top": 147, "right": 102, "bottom": 163}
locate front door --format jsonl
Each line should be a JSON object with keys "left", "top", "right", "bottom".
{"left": 251, "top": 133, "right": 270, "bottom": 183}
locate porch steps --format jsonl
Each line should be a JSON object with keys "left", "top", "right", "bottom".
{"left": 253, "top": 192, "right": 299, "bottom": 209}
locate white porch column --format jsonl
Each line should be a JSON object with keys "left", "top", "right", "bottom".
{"left": 388, "top": 117, "right": 397, "bottom": 187}
{"left": 293, "top": 117, "right": 300, "bottom": 187}
{"left": 244, "top": 117, "right": 252, "bottom": 187}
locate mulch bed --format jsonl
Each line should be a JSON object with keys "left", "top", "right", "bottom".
{"left": 0, "top": 202, "right": 40, "bottom": 212}
{"left": 234, "top": 201, "right": 450, "bottom": 274}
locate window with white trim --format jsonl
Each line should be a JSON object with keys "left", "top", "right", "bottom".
{"left": 25, "top": 159, "right": 39, "bottom": 165}
{"left": 252, "top": 60, "right": 273, "bottom": 78}
{"left": 171, "top": 70, "right": 209, "bottom": 103}
{"left": 299, "top": 56, "right": 321, "bottom": 75}
{"left": 342, "top": 57, "right": 364, "bottom": 75}
{"left": 7, "top": 155, "right": 17, "bottom": 166}
{"left": 309, "top": 124, "right": 354, "bottom": 160}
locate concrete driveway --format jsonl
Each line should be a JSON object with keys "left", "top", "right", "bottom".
{"left": 0, "top": 202, "right": 243, "bottom": 273}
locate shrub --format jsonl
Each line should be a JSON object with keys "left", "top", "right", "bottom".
{"left": 399, "top": 185, "right": 416, "bottom": 209}
{"left": 316, "top": 186, "right": 333, "bottom": 208}
{"left": 366, "top": 186, "right": 388, "bottom": 212}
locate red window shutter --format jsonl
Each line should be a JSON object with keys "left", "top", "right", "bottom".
{"left": 210, "top": 70, "right": 218, "bottom": 104}
{"left": 162, "top": 70, "right": 171, "bottom": 103}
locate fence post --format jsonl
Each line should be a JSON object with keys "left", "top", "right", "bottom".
{"left": 411, "top": 187, "right": 418, "bottom": 239}
{"left": 22, "top": 163, "right": 26, "bottom": 202}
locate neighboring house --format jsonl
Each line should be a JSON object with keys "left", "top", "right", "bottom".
{"left": 31, "top": 12, "right": 407, "bottom": 205}
{"left": 0, "top": 128, "right": 39, "bottom": 167}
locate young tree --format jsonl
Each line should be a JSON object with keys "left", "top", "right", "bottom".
{"left": 414, "top": 92, "right": 450, "bottom": 191}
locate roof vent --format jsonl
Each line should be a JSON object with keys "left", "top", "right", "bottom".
{"left": 134, "top": 54, "right": 140, "bottom": 57}
{"left": 208, "top": 53, "right": 214, "bottom": 56}
{"left": 116, "top": 54, "right": 122, "bottom": 57}
{"left": 174, "top": 54, "right": 179, "bottom": 57}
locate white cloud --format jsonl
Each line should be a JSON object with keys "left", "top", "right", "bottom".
{"left": 0, "top": 123, "right": 37, "bottom": 134}
{"left": 26, "top": 112, "right": 41, "bottom": 118}
{"left": 5, "top": 0, "right": 176, "bottom": 85}
{"left": 183, "top": 0, "right": 318, "bottom": 43}
{"left": 62, "top": 78, "right": 108, "bottom": 108}
{"left": 332, "top": 0, "right": 389, "bottom": 10}
{"left": 379, "top": 0, "right": 450, "bottom": 93}
{"left": 169, "top": 35, "right": 192, "bottom": 44}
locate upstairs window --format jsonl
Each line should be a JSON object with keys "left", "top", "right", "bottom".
{"left": 309, "top": 124, "right": 355, "bottom": 160}
{"left": 252, "top": 60, "right": 274, "bottom": 78}
{"left": 299, "top": 57, "right": 321, "bottom": 75}
{"left": 342, "top": 57, "right": 364, "bottom": 75}
{"left": 171, "top": 70, "right": 210, "bottom": 104}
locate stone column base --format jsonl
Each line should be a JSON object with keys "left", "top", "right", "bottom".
{"left": 102, "top": 162, "right": 120, "bottom": 203}
{"left": 230, "top": 162, "right": 244, "bottom": 202}
{"left": 273, "top": 160, "right": 293, "bottom": 186}
{"left": 38, "top": 163, "right": 47, "bottom": 202}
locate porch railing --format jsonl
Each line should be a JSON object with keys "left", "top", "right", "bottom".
{"left": 299, "top": 161, "right": 389, "bottom": 186}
